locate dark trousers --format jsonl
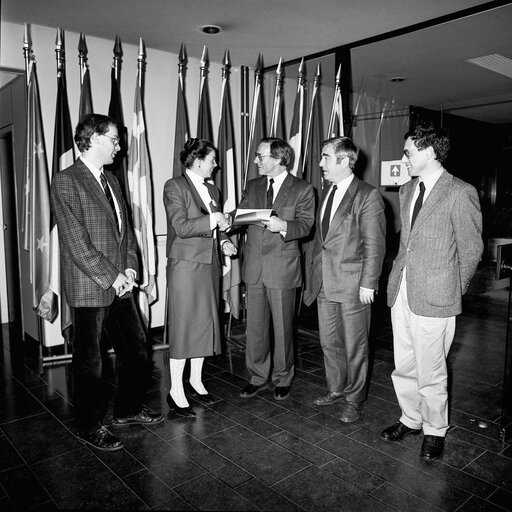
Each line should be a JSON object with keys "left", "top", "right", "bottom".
{"left": 71, "top": 294, "right": 148, "bottom": 432}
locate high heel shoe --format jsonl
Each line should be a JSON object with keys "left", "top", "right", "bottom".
{"left": 166, "top": 394, "right": 196, "bottom": 417}
{"left": 185, "top": 382, "right": 219, "bottom": 405}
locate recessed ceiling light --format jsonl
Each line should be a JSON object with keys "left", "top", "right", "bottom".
{"left": 389, "top": 76, "right": 406, "bottom": 83}
{"left": 200, "top": 25, "right": 221, "bottom": 35}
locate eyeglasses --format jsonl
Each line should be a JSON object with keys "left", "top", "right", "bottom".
{"left": 103, "top": 134, "right": 120, "bottom": 146}
{"left": 255, "top": 152, "right": 273, "bottom": 161}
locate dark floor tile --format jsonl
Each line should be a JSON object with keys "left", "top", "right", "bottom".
{"left": 0, "top": 377, "right": 26, "bottom": 401}
{"left": 269, "top": 431, "right": 336, "bottom": 466}
{"left": 450, "top": 410, "right": 503, "bottom": 445}
{"left": 169, "top": 433, "right": 253, "bottom": 487}
{"left": 0, "top": 464, "right": 52, "bottom": 509}
{"left": 235, "top": 477, "right": 305, "bottom": 511}
{"left": 449, "top": 426, "right": 507, "bottom": 454}
{"left": 268, "top": 410, "right": 334, "bottom": 444}
{"left": 202, "top": 425, "right": 311, "bottom": 486}
{"left": 32, "top": 448, "right": 148, "bottom": 509}
{"left": 322, "top": 457, "right": 385, "bottom": 493}
{"left": 276, "top": 464, "right": 394, "bottom": 511}
{"left": 464, "top": 451, "right": 512, "bottom": 491}
{"left": 488, "top": 488, "right": 512, "bottom": 510}
{"left": 456, "top": 495, "right": 509, "bottom": 511}
{"left": 370, "top": 481, "right": 444, "bottom": 512}
{"left": 0, "top": 391, "right": 45, "bottom": 424}
{"left": 2, "top": 412, "right": 80, "bottom": 464}
{"left": 94, "top": 446, "right": 147, "bottom": 478}
{"left": 0, "top": 496, "right": 14, "bottom": 511}
{"left": 0, "top": 436, "right": 24, "bottom": 471}
{"left": 175, "top": 474, "right": 254, "bottom": 510}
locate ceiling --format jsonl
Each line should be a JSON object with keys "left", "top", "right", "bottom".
{"left": 2, "top": 0, "right": 512, "bottom": 124}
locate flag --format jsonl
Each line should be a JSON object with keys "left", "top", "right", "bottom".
{"left": 217, "top": 52, "right": 241, "bottom": 319}
{"left": 78, "top": 33, "right": 93, "bottom": 121}
{"left": 269, "top": 58, "right": 285, "bottom": 139}
{"left": 51, "top": 41, "right": 75, "bottom": 341}
{"left": 326, "top": 64, "right": 344, "bottom": 138}
{"left": 106, "top": 66, "right": 129, "bottom": 200}
{"left": 127, "top": 71, "right": 156, "bottom": 327}
{"left": 243, "top": 56, "right": 266, "bottom": 188}
{"left": 288, "top": 59, "right": 305, "bottom": 177}
{"left": 173, "top": 48, "right": 189, "bottom": 176}
{"left": 22, "top": 60, "right": 57, "bottom": 322}
{"left": 197, "top": 46, "right": 213, "bottom": 142}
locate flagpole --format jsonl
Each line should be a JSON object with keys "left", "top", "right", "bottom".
{"left": 23, "top": 23, "right": 32, "bottom": 88}
{"left": 327, "top": 64, "right": 344, "bottom": 138}
{"left": 113, "top": 35, "right": 122, "bottom": 83}
{"left": 269, "top": 57, "right": 283, "bottom": 137}
{"left": 78, "top": 33, "right": 87, "bottom": 85}
{"left": 302, "top": 62, "right": 321, "bottom": 178}
{"left": 137, "top": 38, "right": 146, "bottom": 91}
{"left": 240, "top": 65, "right": 249, "bottom": 187}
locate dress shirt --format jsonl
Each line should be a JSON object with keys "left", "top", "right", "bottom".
{"left": 268, "top": 171, "right": 289, "bottom": 237}
{"left": 408, "top": 167, "right": 444, "bottom": 223}
{"left": 186, "top": 169, "right": 218, "bottom": 230}
{"left": 321, "top": 173, "right": 354, "bottom": 224}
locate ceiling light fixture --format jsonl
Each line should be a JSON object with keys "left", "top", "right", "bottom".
{"left": 200, "top": 25, "right": 221, "bottom": 35}
{"left": 389, "top": 76, "right": 406, "bottom": 83}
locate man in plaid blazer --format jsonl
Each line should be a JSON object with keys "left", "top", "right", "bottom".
{"left": 381, "top": 124, "right": 483, "bottom": 460}
{"left": 51, "top": 114, "right": 163, "bottom": 452}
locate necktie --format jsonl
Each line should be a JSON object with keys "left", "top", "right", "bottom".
{"left": 321, "top": 184, "right": 337, "bottom": 239}
{"left": 411, "top": 181, "right": 425, "bottom": 229}
{"left": 100, "top": 172, "right": 118, "bottom": 227}
{"left": 204, "top": 182, "right": 219, "bottom": 213}
{"left": 266, "top": 178, "right": 274, "bottom": 209}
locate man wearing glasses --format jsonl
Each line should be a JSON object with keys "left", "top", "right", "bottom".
{"left": 51, "top": 114, "right": 163, "bottom": 452}
{"left": 237, "top": 137, "right": 315, "bottom": 401}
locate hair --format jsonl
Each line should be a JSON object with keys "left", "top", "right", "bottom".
{"left": 322, "top": 136, "right": 359, "bottom": 169}
{"left": 74, "top": 113, "right": 117, "bottom": 153}
{"left": 405, "top": 124, "right": 450, "bottom": 164}
{"left": 260, "top": 137, "right": 293, "bottom": 168}
{"left": 180, "top": 138, "right": 216, "bottom": 169}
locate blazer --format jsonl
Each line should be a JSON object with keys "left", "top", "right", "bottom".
{"left": 50, "top": 159, "right": 138, "bottom": 308}
{"left": 304, "top": 176, "right": 386, "bottom": 305}
{"left": 238, "top": 173, "right": 315, "bottom": 290}
{"left": 163, "top": 174, "right": 222, "bottom": 264}
{"left": 387, "top": 170, "right": 483, "bottom": 317}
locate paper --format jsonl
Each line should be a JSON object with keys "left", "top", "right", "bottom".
{"left": 233, "top": 208, "right": 275, "bottom": 226}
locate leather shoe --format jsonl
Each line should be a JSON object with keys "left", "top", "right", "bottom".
{"left": 240, "top": 383, "right": 269, "bottom": 398}
{"left": 77, "top": 426, "right": 124, "bottom": 452}
{"left": 381, "top": 421, "right": 422, "bottom": 442}
{"left": 191, "top": 393, "right": 218, "bottom": 405}
{"left": 166, "top": 394, "right": 196, "bottom": 417}
{"left": 314, "top": 392, "right": 345, "bottom": 406}
{"left": 421, "top": 435, "right": 445, "bottom": 460}
{"left": 274, "top": 386, "right": 290, "bottom": 400}
{"left": 112, "top": 407, "right": 164, "bottom": 427}
{"left": 339, "top": 402, "right": 362, "bottom": 423}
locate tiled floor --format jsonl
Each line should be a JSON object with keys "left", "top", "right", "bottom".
{"left": 1, "top": 284, "right": 511, "bottom": 511}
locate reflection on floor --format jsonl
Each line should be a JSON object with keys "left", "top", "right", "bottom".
{"left": 1, "top": 287, "right": 511, "bottom": 511}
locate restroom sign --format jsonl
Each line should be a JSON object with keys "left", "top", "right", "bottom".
{"left": 380, "top": 160, "right": 411, "bottom": 186}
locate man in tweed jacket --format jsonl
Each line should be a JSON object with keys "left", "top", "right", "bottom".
{"left": 381, "top": 124, "right": 483, "bottom": 460}
{"left": 51, "top": 114, "right": 163, "bottom": 452}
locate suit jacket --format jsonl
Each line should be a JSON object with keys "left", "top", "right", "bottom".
{"left": 238, "top": 173, "right": 315, "bottom": 289}
{"left": 387, "top": 170, "right": 483, "bottom": 317}
{"left": 163, "top": 174, "right": 224, "bottom": 264}
{"left": 304, "top": 176, "right": 386, "bottom": 305}
{"left": 50, "top": 159, "right": 138, "bottom": 308}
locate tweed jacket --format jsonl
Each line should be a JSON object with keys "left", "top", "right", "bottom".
{"left": 304, "top": 176, "right": 386, "bottom": 305}
{"left": 163, "top": 174, "right": 225, "bottom": 264}
{"left": 50, "top": 158, "right": 138, "bottom": 308}
{"left": 387, "top": 170, "right": 483, "bottom": 317}
{"left": 238, "top": 173, "right": 315, "bottom": 290}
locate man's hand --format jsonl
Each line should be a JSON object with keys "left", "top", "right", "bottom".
{"left": 112, "top": 272, "right": 139, "bottom": 297}
{"left": 213, "top": 212, "right": 231, "bottom": 231}
{"left": 222, "top": 241, "right": 237, "bottom": 256}
{"left": 262, "top": 216, "right": 287, "bottom": 233}
{"left": 359, "top": 287, "right": 375, "bottom": 305}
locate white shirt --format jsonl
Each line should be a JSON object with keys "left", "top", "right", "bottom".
{"left": 186, "top": 169, "right": 218, "bottom": 231}
{"left": 409, "top": 167, "right": 444, "bottom": 223}
{"left": 321, "top": 173, "right": 355, "bottom": 224}
{"left": 268, "top": 171, "right": 288, "bottom": 236}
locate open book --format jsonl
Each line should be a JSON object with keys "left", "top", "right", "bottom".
{"left": 233, "top": 208, "right": 276, "bottom": 227}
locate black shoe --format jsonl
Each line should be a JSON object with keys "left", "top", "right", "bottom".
{"left": 112, "top": 407, "right": 164, "bottom": 427}
{"left": 421, "top": 435, "right": 445, "bottom": 460}
{"left": 240, "top": 382, "right": 269, "bottom": 398}
{"left": 339, "top": 402, "right": 362, "bottom": 423}
{"left": 166, "top": 394, "right": 196, "bottom": 417}
{"left": 186, "top": 383, "right": 220, "bottom": 404}
{"left": 314, "top": 392, "right": 345, "bottom": 406}
{"left": 77, "top": 426, "right": 124, "bottom": 452}
{"left": 274, "top": 386, "right": 291, "bottom": 400}
{"left": 381, "top": 421, "right": 422, "bottom": 442}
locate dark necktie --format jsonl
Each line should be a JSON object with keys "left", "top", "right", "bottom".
{"left": 321, "top": 184, "right": 337, "bottom": 239}
{"left": 266, "top": 178, "right": 274, "bottom": 209}
{"left": 411, "top": 181, "right": 425, "bottom": 229}
{"left": 100, "top": 172, "right": 118, "bottom": 228}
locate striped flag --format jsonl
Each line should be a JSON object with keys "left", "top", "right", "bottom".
{"left": 51, "top": 37, "right": 75, "bottom": 341}
{"left": 217, "top": 51, "right": 241, "bottom": 318}
{"left": 22, "top": 60, "right": 57, "bottom": 322}
{"left": 173, "top": 44, "right": 189, "bottom": 176}
{"left": 127, "top": 69, "right": 156, "bottom": 326}
{"left": 288, "top": 59, "right": 305, "bottom": 177}
{"left": 197, "top": 46, "right": 213, "bottom": 142}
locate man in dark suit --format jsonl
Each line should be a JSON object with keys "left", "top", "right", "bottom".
{"left": 238, "top": 138, "right": 315, "bottom": 400}
{"left": 51, "top": 114, "right": 163, "bottom": 452}
{"left": 304, "top": 137, "right": 386, "bottom": 422}
{"left": 381, "top": 124, "right": 483, "bottom": 459}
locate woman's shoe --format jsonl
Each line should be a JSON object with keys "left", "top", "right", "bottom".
{"left": 186, "top": 383, "right": 219, "bottom": 404}
{"left": 166, "top": 394, "right": 196, "bottom": 417}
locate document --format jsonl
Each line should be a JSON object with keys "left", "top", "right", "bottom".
{"left": 233, "top": 208, "right": 276, "bottom": 227}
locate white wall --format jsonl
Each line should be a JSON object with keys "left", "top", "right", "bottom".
{"left": 1, "top": 21, "right": 245, "bottom": 344}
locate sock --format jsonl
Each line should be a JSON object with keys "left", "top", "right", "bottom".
{"left": 189, "top": 357, "right": 208, "bottom": 395}
{"left": 169, "top": 358, "right": 189, "bottom": 407}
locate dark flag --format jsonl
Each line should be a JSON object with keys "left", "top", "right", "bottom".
{"left": 22, "top": 59, "right": 57, "bottom": 322}
{"left": 78, "top": 33, "right": 93, "bottom": 121}
{"left": 288, "top": 58, "right": 305, "bottom": 178}
{"left": 327, "top": 64, "right": 344, "bottom": 138}
{"left": 217, "top": 51, "right": 241, "bottom": 319}
{"left": 197, "top": 45, "right": 213, "bottom": 142}
{"left": 173, "top": 43, "right": 189, "bottom": 176}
